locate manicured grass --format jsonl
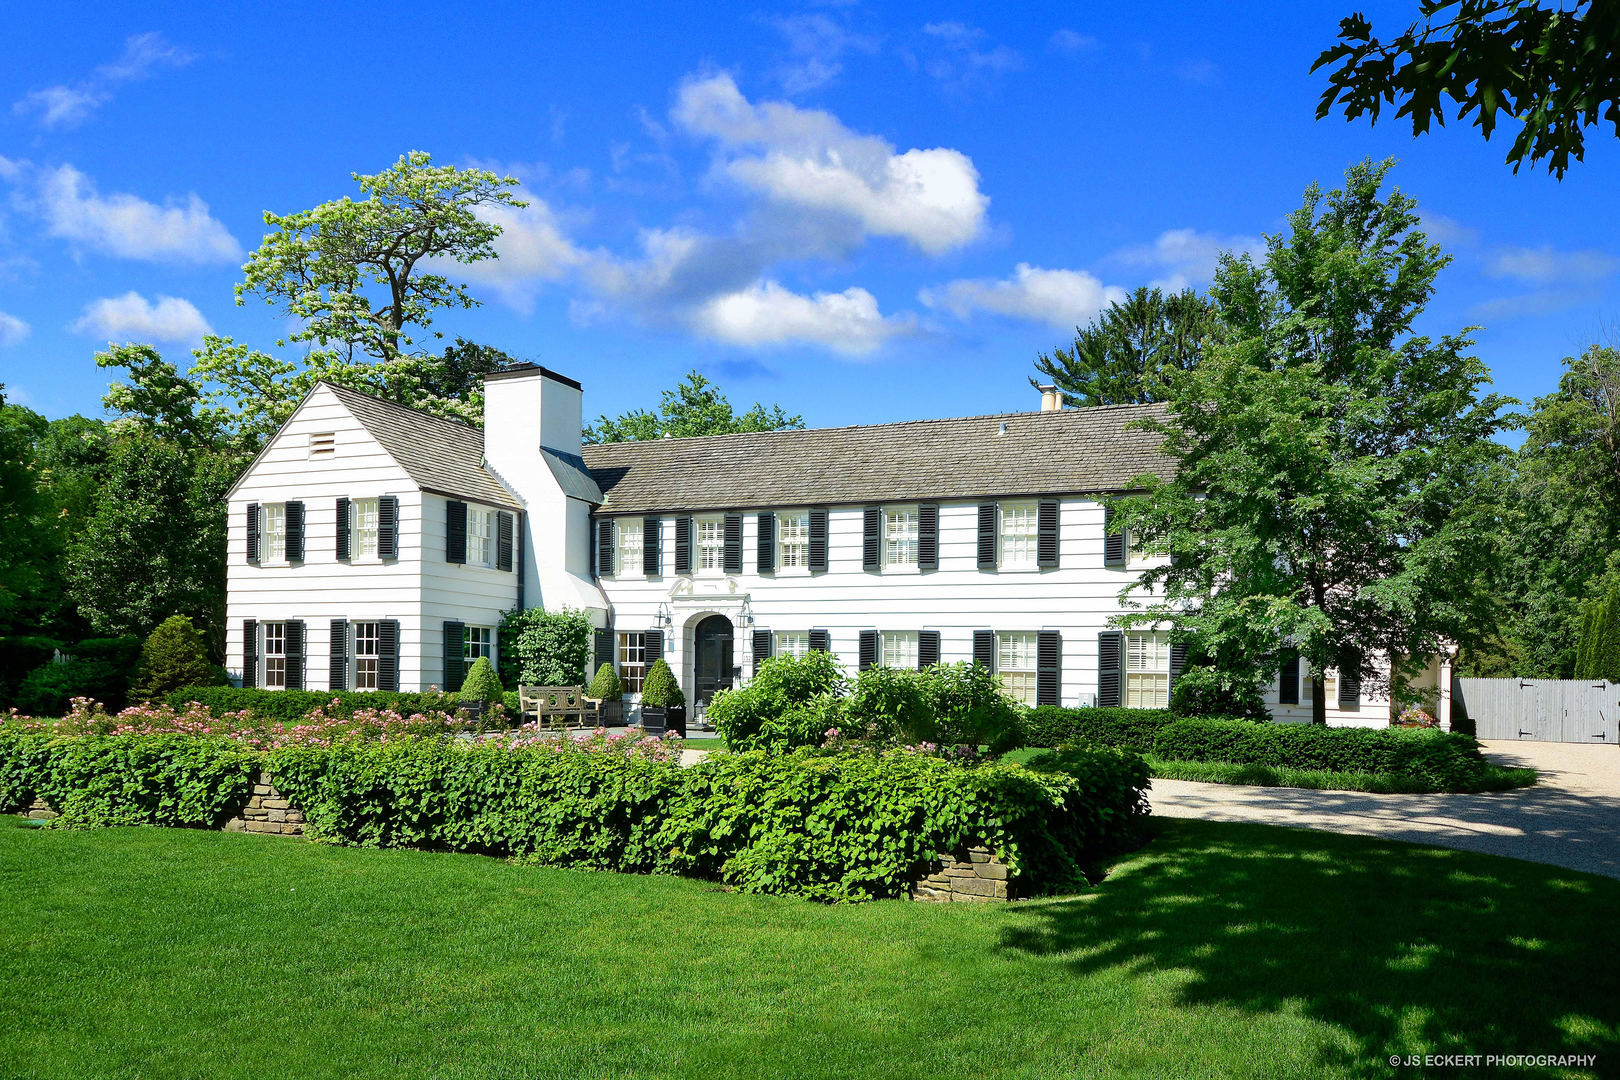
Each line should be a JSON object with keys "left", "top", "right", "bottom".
{"left": 2, "top": 817, "right": 1614, "bottom": 1078}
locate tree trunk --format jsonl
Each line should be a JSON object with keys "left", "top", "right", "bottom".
{"left": 1312, "top": 675, "right": 1326, "bottom": 725}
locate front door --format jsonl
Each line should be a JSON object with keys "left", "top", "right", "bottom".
{"left": 692, "top": 614, "right": 735, "bottom": 707}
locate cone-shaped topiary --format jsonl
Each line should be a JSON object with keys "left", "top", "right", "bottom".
{"left": 131, "top": 615, "right": 227, "bottom": 701}
{"left": 639, "top": 658, "right": 683, "bottom": 707}
{"left": 458, "top": 656, "right": 504, "bottom": 705}
{"left": 588, "top": 662, "right": 622, "bottom": 701}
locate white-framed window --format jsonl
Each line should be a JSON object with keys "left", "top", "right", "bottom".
{"left": 309, "top": 432, "right": 336, "bottom": 457}
{"left": 351, "top": 498, "right": 379, "bottom": 560}
{"left": 776, "top": 631, "right": 811, "bottom": 659}
{"left": 617, "top": 518, "right": 643, "bottom": 577}
{"left": 882, "top": 631, "right": 919, "bottom": 670}
{"left": 778, "top": 511, "right": 810, "bottom": 570}
{"left": 1125, "top": 632, "right": 1172, "bottom": 709}
{"left": 353, "top": 622, "right": 380, "bottom": 690}
{"left": 697, "top": 516, "right": 725, "bottom": 573}
{"left": 465, "top": 626, "right": 494, "bottom": 664}
{"left": 1301, "top": 672, "right": 1340, "bottom": 704}
{"left": 263, "top": 622, "right": 287, "bottom": 689}
{"left": 1128, "top": 529, "right": 1168, "bottom": 567}
{"left": 618, "top": 632, "right": 646, "bottom": 694}
{"left": 262, "top": 504, "right": 286, "bottom": 563}
{"left": 999, "top": 501, "right": 1038, "bottom": 569}
{"left": 468, "top": 506, "right": 493, "bottom": 567}
{"left": 997, "top": 631, "right": 1040, "bottom": 705}
{"left": 883, "top": 507, "right": 918, "bottom": 570}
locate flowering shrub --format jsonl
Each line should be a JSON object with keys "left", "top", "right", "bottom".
{"left": 1397, "top": 706, "right": 1440, "bottom": 728}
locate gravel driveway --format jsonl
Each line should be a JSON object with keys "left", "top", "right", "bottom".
{"left": 1147, "top": 740, "right": 1620, "bottom": 879}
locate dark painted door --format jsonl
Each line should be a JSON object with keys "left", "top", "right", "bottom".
{"left": 693, "top": 614, "right": 735, "bottom": 706}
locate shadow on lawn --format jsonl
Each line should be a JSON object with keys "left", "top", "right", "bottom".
{"left": 1002, "top": 819, "right": 1619, "bottom": 1079}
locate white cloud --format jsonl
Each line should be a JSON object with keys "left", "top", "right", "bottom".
{"left": 70, "top": 292, "right": 211, "bottom": 342}
{"left": 919, "top": 263, "right": 1125, "bottom": 328}
{"left": 767, "top": 13, "right": 879, "bottom": 94}
{"left": 1484, "top": 245, "right": 1620, "bottom": 284}
{"left": 1417, "top": 211, "right": 1481, "bottom": 248}
{"left": 13, "top": 32, "right": 192, "bottom": 129}
{"left": 1110, "top": 228, "right": 1262, "bottom": 290}
{"left": 916, "top": 22, "right": 1024, "bottom": 92}
{"left": 694, "top": 279, "right": 914, "bottom": 354}
{"left": 34, "top": 164, "right": 242, "bottom": 264}
{"left": 1049, "top": 29, "right": 1098, "bottom": 54}
{"left": 672, "top": 72, "right": 987, "bottom": 255}
{"left": 0, "top": 311, "right": 29, "bottom": 345}
{"left": 450, "top": 193, "right": 586, "bottom": 311}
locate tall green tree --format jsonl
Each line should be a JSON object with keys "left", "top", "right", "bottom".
{"left": 0, "top": 387, "right": 56, "bottom": 633}
{"left": 583, "top": 371, "right": 805, "bottom": 444}
{"left": 1033, "top": 286, "right": 1216, "bottom": 407}
{"left": 1112, "top": 159, "right": 1514, "bottom": 723}
{"left": 1314, "top": 0, "right": 1620, "bottom": 177}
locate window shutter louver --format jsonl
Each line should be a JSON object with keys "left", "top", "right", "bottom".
{"left": 752, "top": 629, "right": 772, "bottom": 675}
{"left": 335, "top": 497, "right": 351, "bottom": 560}
{"left": 242, "top": 619, "right": 258, "bottom": 688}
{"left": 862, "top": 507, "right": 881, "bottom": 571}
{"left": 1340, "top": 662, "right": 1361, "bottom": 706}
{"left": 977, "top": 503, "right": 998, "bottom": 570}
{"left": 1279, "top": 652, "right": 1300, "bottom": 705}
{"left": 808, "top": 509, "right": 829, "bottom": 572}
{"left": 723, "top": 513, "right": 743, "bottom": 574}
{"left": 918, "top": 630, "right": 941, "bottom": 669}
{"left": 643, "top": 517, "right": 662, "bottom": 576}
{"left": 809, "top": 629, "right": 831, "bottom": 653}
{"left": 858, "top": 630, "right": 878, "bottom": 671}
{"left": 246, "top": 504, "right": 260, "bottom": 564}
{"left": 1103, "top": 506, "right": 1127, "bottom": 568}
{"left": 1037, "top": 499, "right": 1060, "bottom": 568}
{"left": 447, "top": 500, "right": 468, "bottom": 564}
{"left": 377, "top": 620, "right": 399, "bottom": 692}
{"left": 329, "top": 619, "right": 348, "bottom": 691}
{"left": 1169, "top": 640, "right": 1188, "bottom": 700}
{"left": 594, "top": 628, "right": 615, "bottom": 674}
{"left": 285, "top": 620, "right": 305, "bottom": 690}
{"left": 1097, "top": 630, "right": 1123, "bottom": 707}
{"left": 443, "top": 620, "right": 466, "bottom": 690}
{"left": 756, "top": 512, "right": 775, "bottom": 574}
{"left": 285, "top": 501, "right": 305, "bottom": 561}
{"left": 675, "top": 517, "right": 693, "bottom": 574}
{"left": 644, "top": 629, "right": 664, "bottom": 663}
{"left": 1037, "top": 630, "right": 1061, "bottom": 707}
{"left": 596, "top": 518, "right": 615, "bottom": 577}
{"left": 972, "top": 630, "right": 994, "bottom": 669}
{"left": 378, "top": 496, "right": 399, "bottom": 559}
{"left": 497, "top": 512, "right": 514, "bottom": 572}
{"left": 917, "top": 504, "right": 939, "bottom": 570}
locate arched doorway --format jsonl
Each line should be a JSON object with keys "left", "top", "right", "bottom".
{"left": 692, "top": 614, "right": 735, "bottom": 708}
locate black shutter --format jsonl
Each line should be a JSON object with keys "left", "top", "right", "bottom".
{"left": 246, "top": 504, "right": 260, "bottom": 564}
{"left": 1340, "top": 662, "right": 1361, "bottom": 706}
{"left": 1103, "top": 506, "right": 1127, "bottom": 568}
{"left": 443, "top": 620, "right": 466, "bottom": 690}
{"left": 918, "top": 504, "right": 939, "bottom": 570}
{"left": 1169, "top": 640, "right": 1188, "bottom": 700}
{"left": 977, "top": 503, "right": 998, "bottom": 570}
{"left": 862, "top": 507, "right": 881, "bottom": 571}
{"left": 378, "top": 620, "right": 399, "bottom": 692}
{"left": 644, "top": 629, "right": 664, "bottom": 663}
{"left": 335, "top": 497, "right": 351, "bottom": 560}
{"left": 757, "top": 512, "right": 776, "bottom": 574}
{"left": 752, "top": 629, "right": 772, "bottom": 675}
{"left": 242, "top": 619, "right": 258, "bottom": 688}
{"left": 285, "top": 501, "right": 305, "bottom": 562}
{"left": 972, "top": 630, "right": 995, "bottom": 669}
{"left": 378, "top": 496, "right": 399, "bottom": 559}
{"left": 446, "top": 500, "right": 468, "bottom": 564}
{"left": 285, "top": 620, "right": 305, "bottom": 691}
{"left": 1037, "top": 630, "right": 1061, "bottom": 707}
{"left": 1279, "top": 651, "right": 1300, "bottom": 705}
{"left": 596, "top": 518, "right": 615, "bottom": 577}
{"left": 329, "top": 619, "right": 348, "bottom": 691}
{"left": 594, "top": 628, "right": 615, "bottom": 674}
{"left": 675, "top": 517, "right": 693, "bottom": 574}
{"left": 809, "top": 629, "right": 831, "bottom": 653}
{"left": 1097, "top": 630, "right": 1123, "bottom": 707}
{"left": 808, "top": 509, "right": 829, "bottom": 572}
{"left": 858, "top": 630, "right": 878, "bottom": 671}
{"left": 1037, "top": 499, "right": 1060, "bottom": 568}
{"left": 723, "top": 513, "right": 743, "bottom": 574}
{"left": 643, "top": 517, "right": 662, "bottom": 576}
{"left": 918, "top": 630, "right": 941, "bottom": 669}
{"left": 497, "top": 512, "right": 514, "bottom": 572}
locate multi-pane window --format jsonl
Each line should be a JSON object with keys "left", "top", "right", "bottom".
{"left": 1125, "top": 632, "right": 1172, "bottom": 709}
{"left": 263, "top": 622, "right": 286, "bottom": 689}
{"left": 1300, "top": 672, "right": 1340, "bottom": 704}
{"left": 697, "top": 516, "right": 724, "bottom": 572}
{"left": 1128, "top": 529, "right": 1169, "bottom": 567}
{"left": 352, "top": 498, "right": 379, "bottom": 560}
{"left": 882, "top": 631, "right": 919, "bottom": 669}
{"left": 353, "top": 622, "right": 380, "bottom": 690}
{"left": 618, "top": 632, "right": 647, "bottom": 694}
{"left": 262, "top": 504, "right": 286, "bottom": 563}
{"left": 617, "top": 519, "right": 643, "bottom": 576}
{"left": 776, "top": 631, "right": 811, "bottom": 659}
{"left": 778, "top": 512, "right": 810, "bottom": 569}
{"left": 468, "top": 507, "right": 493, "bottom": 566}
{"left": 465, "top": 626, "right": 494, "bottom": 664}
{"left": 999, "top": 502, "right": 1038, "bottom": 568}
{"left": 883, "top": 508, "right": 918, "bottom": 569}
{"left": 998, "top": 631, "right": 1040, "bottom": 705}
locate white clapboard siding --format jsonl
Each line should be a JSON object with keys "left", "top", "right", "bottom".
{"left": 420, "top": 492, "right": 523, "bottom": 690}
{"left": 1258, "top": 650, "right": 1398, "bottom": 728}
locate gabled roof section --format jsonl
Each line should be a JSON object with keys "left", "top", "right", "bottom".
{"left": 580, "top": 403, "right": 1175, "bottom": 514}
{"left": 541, "top": 448, "right": 605, "bottom": 504}
{"left": 322, "top": 382, "right": 522, "bottom": 510}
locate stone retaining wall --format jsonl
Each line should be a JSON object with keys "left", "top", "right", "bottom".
{"left": 24, "top": 798, "right": 58, "bottom": 820}
{"left": 222, "top": 771, "right": 305, "bottom": 835}
{"left": 911, "top": 843, "right": 1011, "bottom": 902}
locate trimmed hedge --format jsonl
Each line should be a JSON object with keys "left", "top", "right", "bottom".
{"left": 1022, "top": 707, "right": 1183, "bottom": 753}
{"left": 166, "top": 686, "right": 465, "bottom": 724}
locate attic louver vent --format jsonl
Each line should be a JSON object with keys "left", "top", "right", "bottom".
{"left": 310, "top": 432, "right": 336, "bottom": 457}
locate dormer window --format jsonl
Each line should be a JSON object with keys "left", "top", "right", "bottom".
{"left": 310, "top": 432, "right": 336, "bottom": 457}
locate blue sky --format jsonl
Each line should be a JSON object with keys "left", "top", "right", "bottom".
{"left": 2, "top": 1, "right": 1616, "bottom": 432}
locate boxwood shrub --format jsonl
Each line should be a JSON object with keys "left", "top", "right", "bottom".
{"left": 1021, "top": 706, "right": 1182, "bottom": 752}
{"left": 166, "top": 686, "right": 464, "bottom": 724}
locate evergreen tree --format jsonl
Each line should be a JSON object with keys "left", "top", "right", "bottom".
{"left": 131, "top": 615, "right": 226, "bottom": 700}
{"left": 1032, "top": 286, "right": 1216, "bottom": 407}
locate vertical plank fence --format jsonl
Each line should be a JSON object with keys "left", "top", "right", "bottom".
{"left": 1453, "top": 678, "right": 1619, "bottom": 743}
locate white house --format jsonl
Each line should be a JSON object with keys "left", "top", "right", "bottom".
{"left": 224, "top": 363, "right": 1447, "bottom": 727}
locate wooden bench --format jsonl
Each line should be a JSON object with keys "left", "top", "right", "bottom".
{"left": 518, "top": 685, "right": 592, "bottom": 729}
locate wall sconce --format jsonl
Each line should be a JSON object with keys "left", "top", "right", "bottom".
{"left": 656, "top": 604, "right": 673, "bottom": 629}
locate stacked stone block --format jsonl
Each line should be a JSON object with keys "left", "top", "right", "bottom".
{"left": 222, "top": 771, "right": 305, "bottom": 836}
{"left": 911, "top": 843, "right": 1012, "bottom": 902}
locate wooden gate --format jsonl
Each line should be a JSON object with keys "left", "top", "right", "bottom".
{"left": 1454, "top": 678, "right": 1619, "bottom": 743}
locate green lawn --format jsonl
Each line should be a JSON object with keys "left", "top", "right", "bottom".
{"left": 1, "top": 816, "right": 1614, "bottom": 1080}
